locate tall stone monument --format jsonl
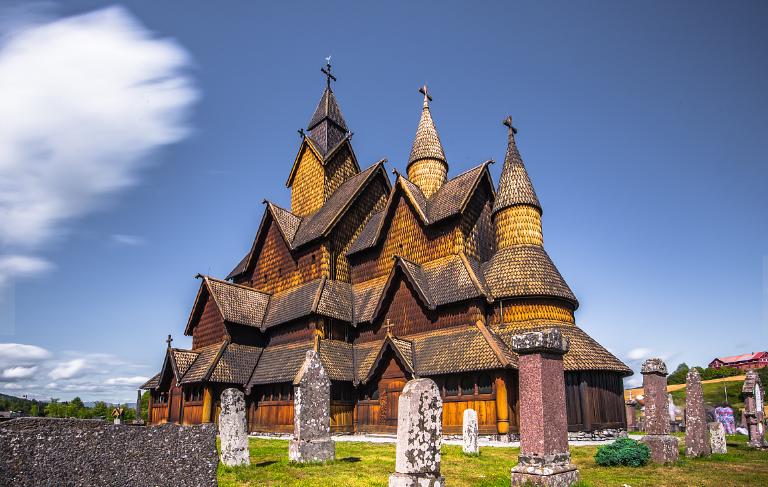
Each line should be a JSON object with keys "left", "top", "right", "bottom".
{"left": 684, "top": 368, "right": 710, "bottom": 457}
{"left": 510, "top": 328, "right": 579, "bottom": 487}
{"left": 639, "top": 358, "right": 679, "bottom": 463}
{"left": 219, "top": 388, "right": 250, "bottom": 467}
{"left": 289, "top": 350, "right": 335, "bottom": 463}
{"left": 463, "top": 408, "right": 479, "bottom": 455}
{"left": 742, "top": 370, "right": 767, "bottom": 449}
{"left": 389, "top": 378, "right": 444, "bottom": 487}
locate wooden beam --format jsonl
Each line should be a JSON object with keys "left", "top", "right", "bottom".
{"left": 201, "top": 386, "right": 213, "bottom": 423}
{"left": 495, "top": 371, "right": 509, "bottom": 435}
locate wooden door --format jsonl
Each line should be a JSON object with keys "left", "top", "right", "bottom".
{"left": 169, "top": 385, "right": 183, "bottom": 423}
{"left": 383, "top": 379, "right": 406, "bottom": 427}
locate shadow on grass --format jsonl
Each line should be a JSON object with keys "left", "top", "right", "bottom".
{"left": 253, "top": 460, "right": 277, "bottom": 467}
{"left": 338, "top": 457, "right": 361, "bottom": 463}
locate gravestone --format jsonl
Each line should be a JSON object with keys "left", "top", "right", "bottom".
{"left": 463, "top": 408, "right": 479, "bottom": 455}
{"left": 685, "top": 368, "right": 710, "bottom": 457}
{"left": 639, "top": 358, "right": 679, "bottom": 463}
{"left": 742, "top": 370, "right": 767, "bottom": 449}
{"left": 389, "top": 378, "right": 444, "bottom": 487}
{"left": 219, "top": 388, "right": 250, "bottom": 467}
{"left": 510, "top": 328, "right": 579, "bottom": 487}
{"left": 625, "top": 400, "right": 637, "bottom": 432}
{"left": 289, "top": 350, "right": 335, "bottom": 463}
{"left": 708, "top": 422, "right": 727, "bottom": 454}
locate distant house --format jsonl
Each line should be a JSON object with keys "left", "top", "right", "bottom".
{"left": 709, "top": 352, "right": 768, "bottom": 371}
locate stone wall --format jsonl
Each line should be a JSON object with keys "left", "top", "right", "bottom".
{"left": 0, "top": 417, "right": 218, "bottom": 487}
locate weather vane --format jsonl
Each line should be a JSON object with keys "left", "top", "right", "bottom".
{"left": 321, "top": 56, "right": 336, "bottom": 89}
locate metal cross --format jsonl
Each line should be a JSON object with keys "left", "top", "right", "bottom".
{"left": 383, "top": 319, "right": 395, "bottom": 336}
{"left": 321, "top": 58, "right": 336, "bottom": 89}
{"left": 419, "top": 84, "right": 432, "bottom": 103}
{"left": 166, "top": 334, "right": 173, "bottom": 348}
{"left": 503, "top": 115, "right": 518, "bottom": 134}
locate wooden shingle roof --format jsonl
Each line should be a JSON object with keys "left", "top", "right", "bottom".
{"left": 492, "top": 121, "right": 541, "bottom": 215}
{"left": 140, "top": 373, "right": 160, "bottom": 390}
{"left": 247, "top": 340, "right": 315, "bottom": 387}
{"left": 209, "top": 343, "right": 263, "bottom": 384}
{"left": 408, "top": 93, "right": 446, "bottom": 167}
{"left": 206, "top": 277, "right": 269, "bottom": 328}
{"left": 179, "top": 342, "right": 228, "bottom": 384}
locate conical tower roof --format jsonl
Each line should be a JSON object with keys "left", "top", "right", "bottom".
{"left": 407, "top": 87, "right": 446, "bottom": 168}
{"left": 492, "top": 117, "right": 541, "bottom": 215}
{"left": 307, "top": 85, "right": 349, "bottom": 156}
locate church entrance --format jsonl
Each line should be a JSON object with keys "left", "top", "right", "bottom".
{"left": 168, "top": 385, "right": 183, "bottom": 423}
{"left": 381, "top": 378, "right": 406, "bottom": 428}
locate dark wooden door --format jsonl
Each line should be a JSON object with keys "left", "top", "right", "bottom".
{"left": 169, "top": 385, "right": 182, "bottom": 423}
{"left": 382, "top": 379, "right": 406, "bottom": 427}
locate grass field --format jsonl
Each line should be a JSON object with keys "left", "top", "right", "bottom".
{"left": 218, "top": 435, "right": 768, "bottom": 486}
{"left": 669, "top": 378, "right": 745, "bottom": 411}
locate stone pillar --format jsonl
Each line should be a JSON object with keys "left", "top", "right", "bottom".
{"left": 742, "top": 370, "right": 767, "bottom": 449}
{"left": 495, "top": 372, "right": 510, "bottom": 435}
{"left": 510, "top": 328, "right": 579, "bottom": 487}
{"left": 708, "top": 422, "right": 727, "bottom": 454}
{"left": 389, "top": 378, "right": 444, "bottom": 487}
{"left": 684, "top": 368, "right": 710, "bottom": 457}
{"left": 201, "top": 387, "right": 213, "bottom": 424}
{"left": 289, "top": 350, "right": 335, "bottom": 463}
{"left": 218, "top": 388, "right": 250, "bottom": 467}
{"left": 625, "top": 400, "right": 637, "bottom": 432}
{"left": 463, "top": 408, "right": 479, "bottom": 455}
{"left": 135, "top": 389, "right": 144, "bottom": 424}
{"left": 639, "top": 358, "right": 679, "bottom": 463}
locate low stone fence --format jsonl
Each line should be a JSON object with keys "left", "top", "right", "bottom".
{"left": 0, "top": 417, "right": 218, "bottom": 487}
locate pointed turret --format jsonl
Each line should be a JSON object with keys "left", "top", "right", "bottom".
{"left": 407, "top": 85, "right": 448, "bottom": 198}
{"left": 306, "top": 85, "right": 349, "bottom": 155}
{"left": 492, "top": 117, "right": 543, "bottom": 249}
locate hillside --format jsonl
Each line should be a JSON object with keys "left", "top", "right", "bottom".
{"left": 0, "top": 392, "right": 45, "bottom": 414}
{"left": 625, "top": 376, "right": 747, "bottom": 411}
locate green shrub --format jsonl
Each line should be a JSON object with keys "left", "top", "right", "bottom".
{"left": 594, "top": 438, "right": 650, "bottom": 467}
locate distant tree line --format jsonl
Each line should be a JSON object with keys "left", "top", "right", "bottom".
{"left": 667, "top": 363, "right": 768, "bottom": 385}
{"left": 1, "top": 391, "right": 151, "bottom": 422}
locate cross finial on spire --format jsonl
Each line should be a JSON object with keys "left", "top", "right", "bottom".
{"left": 384, "top": 319, "right": 395, "bottom": 337}
{"left": 419, "top": 84, "right": 432, "bottom": 108}
{"left": 321, "top": 56, "right": 336, "bottom": 89}
{"left": 503, "top": 115, "right": 518, "bottom": 135}
{"left": 166, "top": 334, "right": 173, "bottom": 348}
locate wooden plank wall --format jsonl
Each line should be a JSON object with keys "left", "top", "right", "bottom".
{"left": 192, "top": 290, "right": 227, "bottom": 349}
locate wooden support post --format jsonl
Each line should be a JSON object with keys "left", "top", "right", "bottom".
{"left": 353, "top": 400, "right": 359, "bottom": 432}
{"left": 202, "top": 386, "right": 213, "bottom": 423}
{"left": 495, "top": 372, "right": 509, "bottom": 435}
{"left": 578, "top": 376, "right": 592, "bottom": 431}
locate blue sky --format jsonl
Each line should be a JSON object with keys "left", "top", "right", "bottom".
{"left": 0, "top": 1, "right": 766, "bottom": 401}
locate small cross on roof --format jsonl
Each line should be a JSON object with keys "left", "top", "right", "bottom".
{"left": 321, "top": 57, "right": 337, "bottom": 89}
{"left": 503, "top": 115, "right": 518, "bottom": 134}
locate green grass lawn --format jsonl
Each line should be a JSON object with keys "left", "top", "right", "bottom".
{"left": 218, "top": 435, "right": 768, "bottom": 486}
{"left": 669, "top": 378, "right": 745, "bottom": 411}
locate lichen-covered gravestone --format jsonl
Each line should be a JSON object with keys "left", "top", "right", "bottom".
{"left": 708, "top": 422, "right": 727, "bottom": 454}
{"left": 389, "top": 378, "right": 444, "bottom": 487}
{"left": 510, "top": 328, "right": 579, "bottom": 487}
{"left": 289, "top": 350, "right": 335, "bottom": 463}
{"left": 462, "top": 408, "right": 479, "bottom": 455}
{"left": 742, "top": 370, "right": 767, "bottom": 449}
{"left": 685, "top": 368, "right": 710, "bottom": 457}
{"left": 219, "top": 388, "right": 250, "bottom": 467}
{"left": 639, "top": 358, "right": 679, "bottom": 463}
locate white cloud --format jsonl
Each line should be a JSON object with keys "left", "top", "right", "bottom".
{"left": 0, "top": 382, "right": 23, "bottom": 390}
{"left": 105, "top": 376, "right": 149, "bottom": 386}
{"left": 1, "top": 365, "right": 37, "bottom": 379}
{"left": 48, "top": 358, "right": 87, "bottom": 380}
{"left": 0, "top": 342, "right": 50, "bottom": 364}
{"left": 111, "top": 234, "right": 145, "bottom": 246}
{"left": 626, "top": 347, "right": 652, "bottom": 361}
{"left": 0, "top": 5, "right": 196, "bottom": 283}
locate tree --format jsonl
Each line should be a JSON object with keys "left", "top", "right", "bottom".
{"left": 30, "top": 403, "right": 39, "bottom": 417}
{"left": 700, "top": 366, "right": 741, "bottom": 381}
{"left": 667, "top": 363, "right": 690, "bottom": 385}
{"left": 140, "top": 391, "right": 150, "bottom": 422}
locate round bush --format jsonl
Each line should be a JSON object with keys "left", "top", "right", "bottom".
{"left": 594, "top": 438, "right": 650, "bottom": 467}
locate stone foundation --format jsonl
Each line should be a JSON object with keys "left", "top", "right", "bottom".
{"left": 640, "top": 434, "right": 679, "bottom": 463}
{"left": 288, "top": 438, "right": 335, "bottom": 463}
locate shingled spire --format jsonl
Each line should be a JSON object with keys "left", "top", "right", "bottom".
{"left": 407, "top": 85, "right": 448, "bottom": 198}
{"left": 306, "top": 61, "right": 349, "bottom": 155}
{"left": 493, "top": 117, "right": 544, "bottom": 249}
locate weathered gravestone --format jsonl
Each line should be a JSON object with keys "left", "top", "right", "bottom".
{"left": 0, "top": 418, "right": 217, "bottom": 487}
{"left": 219, "top": 388, "right": 250, "bottom": 467}
{"left": 639, "top": 358, "right": 679, "bottom": 463}
{"left": 685, "top": 368, "right": 710, "bottom": 457}
{"left": 289, "top": 350, "right": 335, "bottom": 463}
{"left": 708, "top": 421, "right": 727, "bottom": 454}
{"left": 389, "top": 378, "right": 444, "bottom": 487}
{"left": 463, "top": 408, "right": 479, "bottom": 455}
{"left": 742, "top": 370, "right": 767, "bottom": 449}
{"left": 510, "top": 328, "right": 579, "bottom": 487}
{"left": 625, "top": 400, "right": 638, "bottom": 432}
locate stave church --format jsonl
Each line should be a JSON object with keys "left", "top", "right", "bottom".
{"left": 141, "top": 64, "right": 632, "bottom": 436}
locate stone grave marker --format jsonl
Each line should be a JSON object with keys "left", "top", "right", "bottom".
{"left": 639, "top": 358, "right": 679, "bottom": 463}
{"left": 708, "top": 421, "right": 727, "bottom": 454}
{"left": 685, "top": 368, "right": 710, "bottom": 457}
{"left": 742, "top": 370, "right": 767, "bottom": 449}
{"left": 219, "top": 388, "right": 250, "bottom": 467}
{"left": 625, "top": 400, "right": 638, "bottom": 432}
{"left": 389, "top": 378, "right": 444, "bottom": 487}
{"left": 462, "top": 408, "right": 479, "bottom": 455}
{"left": 289, "top": 350, "right": 335, "bottom": 463}
{"left": 510, "top": 328, "right": 579, "bottom": 487}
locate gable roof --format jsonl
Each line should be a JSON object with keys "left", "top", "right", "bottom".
{"left": 209, "top": 343, "right": 263, "bottom": 384}
{"left": 179, "top": 341, "right": 229, "bottom": 384}
{"left": 347, "top": 162, "right": 494, "bottom": 256}
{"left": 359, "top": 334, "right": 417, "bottom": 384}
{"left": 184, "top": 277, "right": 270, "bottom": 335}
{"left": 285, "top": 134, "right": 357, "bottom": 188}
{"left": 262, "top": 277, "right": 352, "bottom": 329}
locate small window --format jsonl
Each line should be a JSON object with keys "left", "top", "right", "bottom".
{"left": 460, "top": 376, "right": 475, "bottom": 396}
{"left": 445, "top": 377, "right": 459, "bottom": 397}
{"left": 478, "top": 374, "right": 493, "bottom": 394}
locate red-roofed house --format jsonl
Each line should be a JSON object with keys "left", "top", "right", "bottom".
{"left": 709, "top": 352, "right": 768, "bottom": 371}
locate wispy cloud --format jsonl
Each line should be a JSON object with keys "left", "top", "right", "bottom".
{"left": 626, "top": 347, "right": 652, "bottom": 361}
{"left": 111, "top": 234, "right": 145, "bottom": 246}
{"left": 105, "top": 376, "right": 149, "bottom": 386}
{"left": 0, "top": 5, "right": 197, "bottom": 284}
{"left": 48, "top": 358, "right": 87, "bottom": 380}
{"left": 1, "top": 365, "right": 37, "bottom": 380}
